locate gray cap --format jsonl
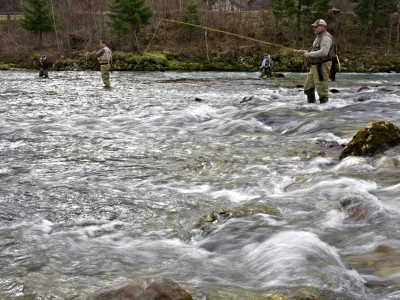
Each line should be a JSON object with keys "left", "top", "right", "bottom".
{"left": 311, "top": 19, "right": 327, "bottom": 27}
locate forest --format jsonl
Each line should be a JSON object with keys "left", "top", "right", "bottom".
{"left": 0, "top": 0, "right": 400, "bottom": 72}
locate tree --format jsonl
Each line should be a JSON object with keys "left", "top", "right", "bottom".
{"left": 270, "top": 0, "right": 296, "bottom": 39}
{"left": 353, "top": 0, "right": 398, "bottom": 33}
{"left": 180, "top": 0, "right": 201, "bottom": 40}
{"left": 270, "top": 0, "right": 331, "bottom": 46}
{"left": 21, "top": 0, "right": 54, "bottom": 47}
{"left": 294, "top": 0, "right": 332, "bottom": 46}
{"left": 107, "top": 0, "right": 153, "bottom": 52}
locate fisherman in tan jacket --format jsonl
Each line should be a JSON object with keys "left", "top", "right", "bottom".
{"left": 296, "top": 19, "right": 336, "bottom": 104}
{"left": 95, "top": 40, "right": 112, "bottom": 88}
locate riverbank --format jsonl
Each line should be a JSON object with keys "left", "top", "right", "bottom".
{"left": 1, "top": 49, "right": 400, "bottom": 73}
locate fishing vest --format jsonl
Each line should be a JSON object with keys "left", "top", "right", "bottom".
{"left": 308, "top": 31, "right": 336, "bottom": 65}
{"left": 97, "top": 46, "right": 112, "bottom": 65}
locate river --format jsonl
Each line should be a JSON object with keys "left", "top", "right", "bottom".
{"left": 1, "top": 70, "right": 400, "bottom": 300}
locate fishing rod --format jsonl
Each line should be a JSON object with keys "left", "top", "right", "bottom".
{"left": 134, "top": 18, "right": 341, "bottom": 72}
{"left": 133, "top": 18, "right": 297, "bottom": 71}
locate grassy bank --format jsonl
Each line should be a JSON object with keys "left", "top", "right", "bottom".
{"left": 1, "top": 49, "right": 400, "bottom": 74}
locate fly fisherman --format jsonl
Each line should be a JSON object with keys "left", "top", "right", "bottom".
{"left": 296, "top": 19, "right": 336, "bottom": 104}
{"left": 39, "top": 54, "right": 50, "bottom": 78}
{"left": 95, "top": 40, "right": 112, "bottom": 88}
{"left": 260, "top": 55, "right": 274, "bottom": 78}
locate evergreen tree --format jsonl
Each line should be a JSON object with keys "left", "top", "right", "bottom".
{"left": 21, "top": 0, "right": 54, "bottom": 47}
{"left": 295, "top": 0, "right": 332, "bottom": 46}
{"left": 353, "top": 0, "right": 398, "bottom": 32}
{"left": 181, "top": 0, "right": 200, "bottom": 30}
{"left": 107, "top": 0, "right": 153, "bottom": 52}
{"left": 270, "top": 0, "right": 296, "bottom": 40}
{"left": 180, "top": 0, "right": 201, "bottom": 40}
{"left": 270, "top": 0, "right": 331, "bottom": 46}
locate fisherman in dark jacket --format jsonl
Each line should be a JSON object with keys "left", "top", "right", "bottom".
{"left": 39, "top": 54, "right": 50, "bottom": 78}
{"left": 296, "top": 19, "right": 336, "bottom": 104}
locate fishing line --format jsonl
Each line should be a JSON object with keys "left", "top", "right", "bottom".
{"left": 134, "top": 18, "right": 297, "bottom": 70}
{"left": 134, "top": 18, "right": 341, "bottom": 73}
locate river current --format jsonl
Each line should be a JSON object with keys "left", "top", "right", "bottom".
{"left": 1, "top": 70, "right": 400, "bottom": 300}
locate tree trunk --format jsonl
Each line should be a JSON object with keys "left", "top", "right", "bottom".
{"left": 205, "top": 0, "right": 210, "bottom": 62}
{"left": 397, "top": 13, "right": 400, "bottom": 50}
{"left": 133, "top": 29, "right": 141, "bottom": 53}
{"left": 296, "top": 1, "right": 301, "bottom": 48}
{"left": 50, "top": 0, "right": 60, "bottom": 50}
{"left": 387, "top": 17, "right": 392, "bottom": 55}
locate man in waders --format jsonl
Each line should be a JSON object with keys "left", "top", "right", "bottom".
{"left": 95, "top": 41, "right": 112, "bottom": 88}
{"left": 260, "top": 55, "right": 274, "bottom": 78}
{"left": 296, "top": 19, "right": 336, "bottom": 104}
{"left": 39, "top": 54, "right": 50, "bottom": 78}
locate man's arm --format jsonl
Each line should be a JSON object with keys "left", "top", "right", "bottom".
{"left": 95, "top": 49, "right": 105, "bottom": 57}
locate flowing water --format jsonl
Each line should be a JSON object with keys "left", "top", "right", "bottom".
{"left": 1, "top": 70, "right": 400, "bottom": 300}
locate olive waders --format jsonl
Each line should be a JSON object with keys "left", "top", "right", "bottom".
{"left": 304, "top": 61, "right": 332, "bottom": 103}
{"left": 96, "top": 45, "right": 112, "bottom": 88}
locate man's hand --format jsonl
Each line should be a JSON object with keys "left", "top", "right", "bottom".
{"left": 296, "top": 50, "right": 310, "bottom": 58}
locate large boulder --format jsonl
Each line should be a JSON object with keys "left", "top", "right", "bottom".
{"left": 87, "top": 278, "right": 192, "bottom": 300}
{"left": 339, "top": 121, "right": 400, "bottom": 160}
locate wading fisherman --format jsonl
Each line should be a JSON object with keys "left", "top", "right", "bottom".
{"left": 95, "top": 40, "right": 112, "bottom": 88}
{"left": 39, "top": 54, "right": 50, "bottom": 78}
{"left": 296, "top": 19, "right": 336, "bottom": 104}
{"left": 260, "top": 55, "right": 274, "bottom": 78}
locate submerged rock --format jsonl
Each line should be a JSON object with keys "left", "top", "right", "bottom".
{"left": 339, "top": 198, "right": 382, "bottom": 222}
{"left": 87, "top": 277, "right": 192, "bottom": 300}
{"left": 273, "top": 73, "right": 285, "bottom": 78}
{"left": 194, "top": 205, "right": 280, "bottom": 234}
{"left": 355, "top": 95, "right": 371, "bottom": 102}
{"left": 339, "top": 121, "right": 400, "bottom": 160}
{"left": 357, "top": 86, "right": 370, "bottom": 92}
{"left": 240, "top": 96, "right": 254, "bottom": 103}
{"left": 344, "top": 246, "right": 400, "bottom": 288}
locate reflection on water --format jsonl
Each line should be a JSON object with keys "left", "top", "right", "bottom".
{"left": 0, "top": 70, "right": 400, "bottom": 299}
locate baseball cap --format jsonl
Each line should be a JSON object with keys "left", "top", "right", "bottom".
{"left": 311, "top": 19, "right": 327, "bottom": 27}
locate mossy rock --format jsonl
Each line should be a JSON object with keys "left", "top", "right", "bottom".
{"left": 0, "top": 63, "right": 11, "bottom": 70}
{"left": 52, "top": 58, "right": 77, "bottom": 71}
{"left": 87, "top": 278, "right": 192, "bottom": 300}
{"left": 339, "top": 121, "right": 400, "bottom": 160}
{"left": 168, "top": 61, "right": 204, "bottom": 71}
{"left": 205, "top": 289, "right": 287, "bottom": 300}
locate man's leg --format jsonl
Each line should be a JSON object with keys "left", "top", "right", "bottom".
{"left": 315, "top": 61, "right": 332, "bottom": 103}
{"left": 39, "top": 68, "right": 44, "bottom": 77}
{"left": 260, "top": 68, "right": 266, "bottom": 78}
{"left": 266, "top": 68, "right": 271, "bottom": 78}
{"left": 101, "top": 64, "right": 110, "bottom": 88}
{"left": 304, "top": 67, "right": 317, "bottom": 103}
{"left": 43, "top": 68, "right": 49, "bottom": 78}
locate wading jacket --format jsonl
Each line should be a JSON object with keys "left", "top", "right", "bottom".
{"left": 308, "top": 31, "right": 336, "bottom": 65}
{"left": 96, "top": 46, "right": 112, "bottom": 65}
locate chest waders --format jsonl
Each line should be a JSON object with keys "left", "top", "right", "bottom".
{"left": 304, "top": 31, "right": 335, "bottom": 104}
